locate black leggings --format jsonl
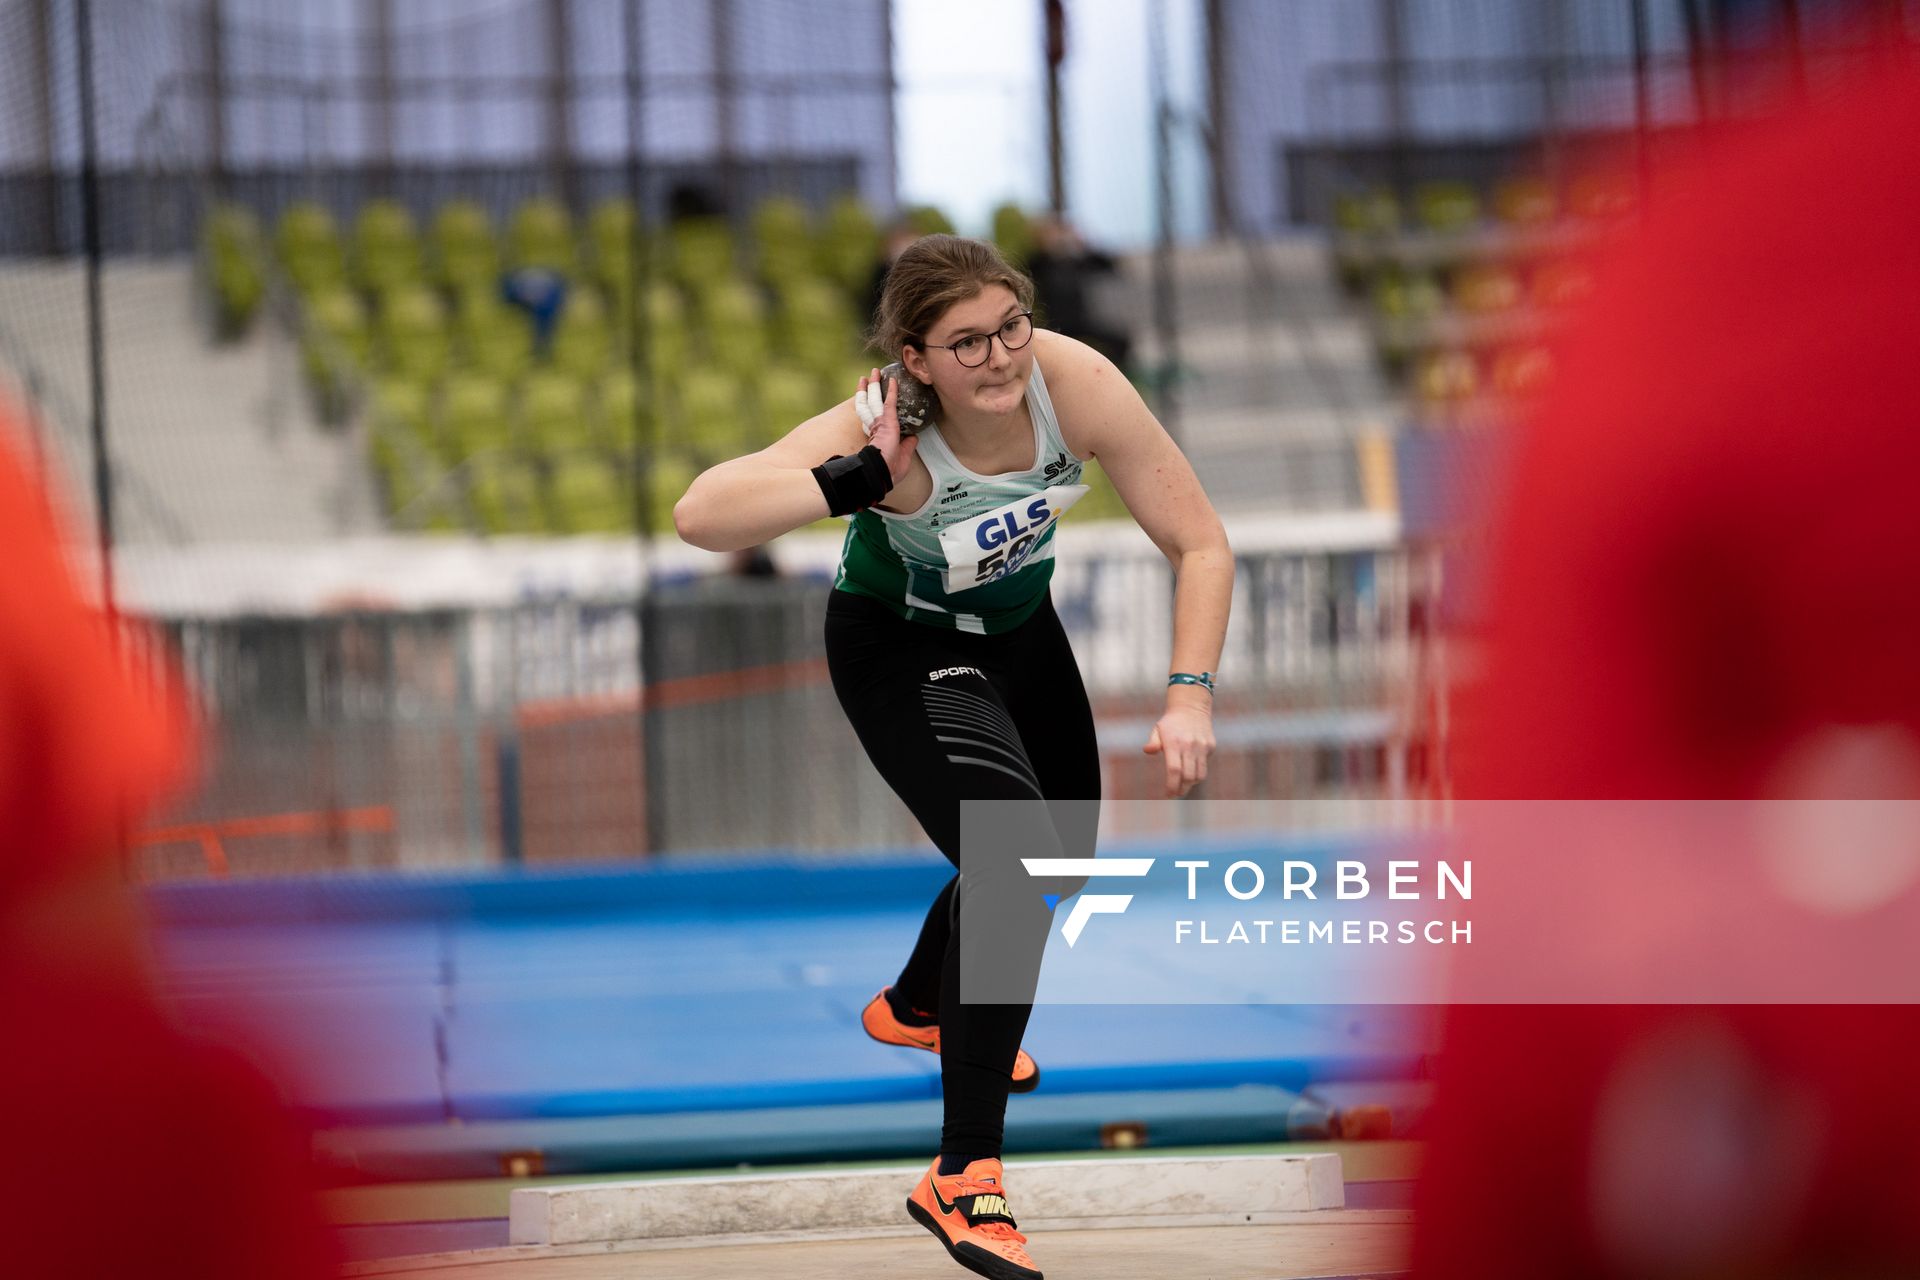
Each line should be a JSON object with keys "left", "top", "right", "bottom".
{"left": 825, "top": 589, "right": 1100, "bottom": 1158}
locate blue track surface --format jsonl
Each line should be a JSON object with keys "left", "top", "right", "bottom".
{"left": 147, "top": 840, "right": 1438, "bottom": 1173}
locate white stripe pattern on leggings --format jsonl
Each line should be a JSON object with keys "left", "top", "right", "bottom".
{"left": 920, "top": 683, "right": 1042, "bottom": 797}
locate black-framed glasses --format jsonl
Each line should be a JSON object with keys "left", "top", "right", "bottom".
{"left": 918, "top": 311, "right": 1034, "bottom": 368}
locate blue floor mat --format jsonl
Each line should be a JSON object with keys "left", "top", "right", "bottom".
{"left": 149, "top": 854, "right": 1440, "bottom": 1154}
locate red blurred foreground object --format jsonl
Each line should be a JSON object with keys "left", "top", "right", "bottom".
{"left": 0, "top": 412, "right": 338, "bottom": 1277}
{"left": 1414, "top": 49, "right": 1920, "bottom": 1280}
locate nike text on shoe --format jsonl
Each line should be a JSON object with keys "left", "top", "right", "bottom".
{"left": 907, "top": 1156, "right": 1042, "bottom": 1280}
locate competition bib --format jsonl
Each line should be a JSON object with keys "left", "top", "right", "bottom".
{"left": 938, "top": 484, "right": 1088, "bottom": 594}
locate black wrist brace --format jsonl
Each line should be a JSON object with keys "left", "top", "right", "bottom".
{"left": 812, "top": 445, "right": 893, "bottom": 517}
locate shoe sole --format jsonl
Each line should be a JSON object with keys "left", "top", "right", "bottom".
{"left": 1008, "top": 1061, "right": 1040, "bottom": 1094}
{"left": 906, "top": 1196, "right": 1043, "bottom": 1280}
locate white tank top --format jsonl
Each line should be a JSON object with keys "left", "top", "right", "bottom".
{"left": 832, "top": 357, "right": 1089, "bottom": 634}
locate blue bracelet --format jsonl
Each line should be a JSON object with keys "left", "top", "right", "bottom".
{"left": 1167, "top": 672, "right": 1215, "bottom": 694}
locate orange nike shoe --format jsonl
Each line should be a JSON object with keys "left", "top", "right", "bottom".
{"left": 861, "top": 988, "right": 1041, "bottom": 1093}
{"left": 906, "top": 1156, "right": 1042, "bottom": 1280}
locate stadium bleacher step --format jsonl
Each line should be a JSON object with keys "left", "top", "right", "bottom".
{"left": 1101, "top": 239, "right": 1403, "bottom": 515}
{"left": 0, "top": 261, "right": 384, "bottom": 544}
{"left": 506, "top": 1152, "right": 1345, "bottom": 1246}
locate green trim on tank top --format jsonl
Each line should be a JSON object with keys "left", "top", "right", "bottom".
{"left": 831, "top": 358, "right": 1085, "bottom": 634}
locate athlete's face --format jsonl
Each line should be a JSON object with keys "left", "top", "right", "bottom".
{"left": 905, "top": 285, "right": 1034, "bottom": 419}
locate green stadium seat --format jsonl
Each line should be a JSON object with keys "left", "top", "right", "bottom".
{"left": 276, "top": 201, "right": 347, "bottom": 295}
{"left": 442, "top": 371, "right": 515, "bottom": 458}
{"left": 366, "top": 377, "right": 440, "bottom": 515}
{"left": 551, "top": 289, "right": 612, "bottom": 380}
{"left": 599, "top": 278, "right": 688, "bottom": 381}
{"left": 697, "top": 278, "right": 769, "bottom": 380}
{"left": 818, "top": 195, "right": 880, "bottom": 297}
{"left": 520, "top": 369, "right": 592, "bottom": 459}
{"left": 1333, "top": 189, "right": 1402, "bottom": 236}
{"left": 644, "top": 282, "right": 690, "bottom": 380}
{"left": 369, "top": 374, "right": 433, "bottom": 443}
{"left": 201, "top": 204, "right": 267, "bottom": 338}
{"left": 753, "top": 195, "right": 811, "bottom": 248}
{"left": 669, "top": 216, "right": 736, "bottom": 289}
{"left": 353, "top": 199, "right": 423, "bottom": 296}
{"left": 1414, "top": 182, "right": 1482, "bottom": 235}
{"left": 300, "top": 287, "right": 371, "bottom": 423}
{"left": 754, "top": 362, "right": 821, "bottom": 450}
{"left": 752, "top": 195, "right": 814, "bottom": 287}
{"left": 1453, "top": 263, "right": 1523, "bottom": 314}
{"left": 446, "top": 279, "right": 490, "bottom": 317}
{"left": 599, "top": 274, "right": 635, "bottom": 350}
{"left": 1331, "top": 189, "right": 1401, "bottom": 293}
{"left": 758, "top": 236, "right": 818, "bottom": 292}
{"left": 991, "top": 202, "right": 1035, "bottom": 266}
{"left": 832, "top": 359, "right": 876, "bottom": 409}
{"left": 377, "top": 285, "right": 451, "bottom": 382}
{"left": 588, "top": 197, "right": 640, "bottom": 295}
{"left": 306, "top": 287, "right": 370, "bottom": 360}
{"left": 548, "top": 454, "right": 631, "bottom": 534}
{"left": 775, "top": 276, "right": 858, "bottom": 380}
{"left": 368, "top": 431, "right": 419, "bottom": 518}
{"left": 1076, "top": 457, "right": 1130, "bottom": 521}
{"left": 468, "top": 451, "right": 549, "bottom": 535}
{"left": 1371, "top": 270, "right": 1444, "bottom": 375}
{"left": 1415, "top": 349, "right": 1480, "bottom": 406}
{"left": 431, "top": 199, "right": 500, "bottom": 291}
{"left": 905, "top": 204, "right": 956, "bottom": 237}
{"left": 1493, "top": 177, "right": 1557, "bottom": 228}
{"left": 205, "top": 203, "right": 264, "bottom": 254}
{"left": 509, "top": 196, "right": 576, "bottom": 274}
{"left": 596, "top": 368, "right": 651, "bottom": 456}
{"left": 644, "top": 452, "right": 698, "bottom": 534}
{"left": 453, "top": 290, "right": 535, "bottom": 383}
{"left": 675, "top": 364, "right": 747, "bottom": 458}
{"left": 1372, "top": 270, "right": 1445, "bottom": 322}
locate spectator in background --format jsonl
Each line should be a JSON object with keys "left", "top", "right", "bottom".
{"left": 1024, "top": 215, "right": 1130, "bottom": 372}
{"left": 501, "top": 263, "right": 568, "bottom": 354}
{"left": 728, "top": 545, "right": 780, "bottom": 578}
{"left": 668, "top": 181, "right": 725, "bottom": 223}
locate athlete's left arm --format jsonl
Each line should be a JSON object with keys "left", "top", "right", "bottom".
{"left": 1044, "top": 332, "right": 1231, "bottom": 799}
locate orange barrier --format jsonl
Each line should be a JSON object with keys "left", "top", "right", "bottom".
{"left": 136, "top": 805, "right": 395, "bottom": 877}
{"left": 514, "top": 657, "right": 832, "bottom": 730}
